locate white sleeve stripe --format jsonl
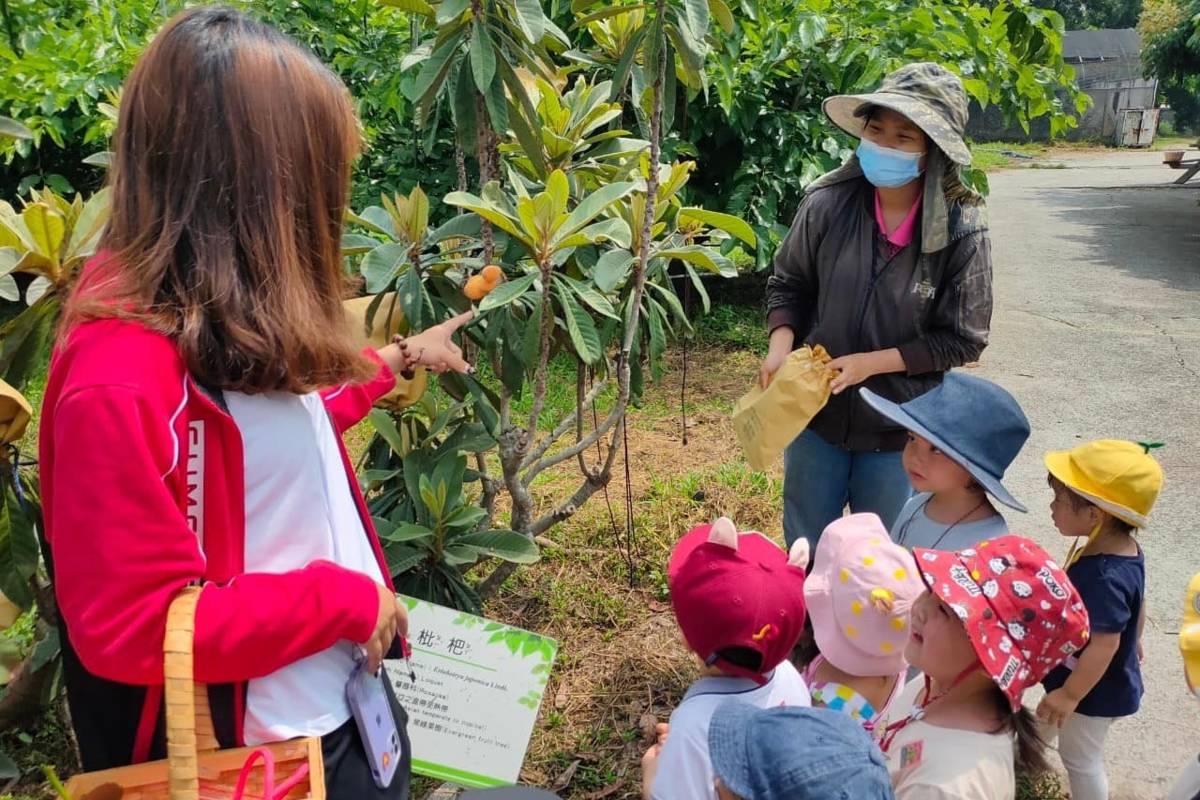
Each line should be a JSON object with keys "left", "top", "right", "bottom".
{"left": 324, "top": 384, "right": 349, "bottom": 402}
{"left": 160, "top": 373, "right": 190, "bottom": 480}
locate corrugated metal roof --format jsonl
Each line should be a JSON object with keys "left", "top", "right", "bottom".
{"left": 1063, "top": 28, "right": 1141, "bottom": 61}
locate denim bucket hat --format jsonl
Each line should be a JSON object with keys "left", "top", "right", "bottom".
{"left": 709, "top": 704, "right": 894, "bottom": 800}
{"left": 860, "top": 373, "right": 1030, "bottom": 512}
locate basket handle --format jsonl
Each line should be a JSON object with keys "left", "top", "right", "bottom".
{"left": 164, "top": 587, "right": 221, "bottom": 800}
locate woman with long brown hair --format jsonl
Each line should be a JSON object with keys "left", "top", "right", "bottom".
{"left": 40, "top": 7, "right": 469, "bottom": 797}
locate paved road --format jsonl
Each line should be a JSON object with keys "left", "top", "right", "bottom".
{"left": 979, "top": 149, "right": 1200, "bottom": 798}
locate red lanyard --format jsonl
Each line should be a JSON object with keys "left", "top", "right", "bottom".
{"left": 879, "top": 663, "right": 980, "bottom": 753}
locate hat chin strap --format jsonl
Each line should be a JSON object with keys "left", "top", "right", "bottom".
{"left": 1065, "top": 521, "right": 1104, "bottom": 568}
{"left": 924, "top": 660, "right": 982, "bottom": 705}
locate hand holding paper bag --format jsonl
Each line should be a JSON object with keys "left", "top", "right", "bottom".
{"left": 732, "top": 345, "right": 832, "bottom": 471}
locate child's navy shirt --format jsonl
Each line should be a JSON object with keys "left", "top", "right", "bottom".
{"left": 1042, "top": 550, "right": 1144, "bottom": 717}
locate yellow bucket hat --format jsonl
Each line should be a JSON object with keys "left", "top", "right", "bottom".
{"left": 1044, "top": 440, "right": 1163, "bottom": 529}
{"left": 1183, "top": 572, "right": 1200, "bottom": 698}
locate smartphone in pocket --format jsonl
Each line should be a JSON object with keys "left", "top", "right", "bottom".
{"left": 346, "top": 659, "right": 403, "bottom": 789}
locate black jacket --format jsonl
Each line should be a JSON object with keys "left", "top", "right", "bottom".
{"left": 766, "top": 177, "right": 992, "bottom": 452}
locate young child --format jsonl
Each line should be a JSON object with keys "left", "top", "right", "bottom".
{"left": 877, "top": 535, "right": 1090, "bottom": 799}
{"left": 1037, "top": 440, "right": 1163, "bottom": 800}
{"left": 642, "top": 518, "right": 810, "bottom": 800}
{"left": 1167, "top": 572, "right": 1200, "bottom": 800}
{"left": 803, "top": 513, "right": 924, "bottom": 733}
{"left": 708, "top": 704, "right": 894, "bottom": 799}
{"left": 860, "top": 373, "right": 1030, "bottom": 550}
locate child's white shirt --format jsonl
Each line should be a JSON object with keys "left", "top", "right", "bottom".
{"left": 651, "top": 660, "right": 811, "bottom": 800}
{"left": 880, "top": 677, "right": 1015, "bottom": 800}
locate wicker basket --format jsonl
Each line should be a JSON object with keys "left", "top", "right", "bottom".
{"left": 65, "top": 588, "right": 326, "bottom": 800}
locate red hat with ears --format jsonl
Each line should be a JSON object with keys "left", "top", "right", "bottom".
{"left": 668, "top": 518, "right": 809, "bottom": 684}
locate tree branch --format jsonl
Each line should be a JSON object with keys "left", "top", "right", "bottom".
{"left": 475, "top": 451, "right": 499, "bottom": 528}
{"left": 520, "top": 365, "right": 612, "bottom": 470}
{"left": 522, "top": 400, "right": 621, "bottom": 485}
{"left": 529, "top": 422, "right": 627, "bottom": 537}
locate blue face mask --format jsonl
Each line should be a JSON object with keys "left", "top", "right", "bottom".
{"left": 856, "top": 137, "right": 925, "bottom": 188}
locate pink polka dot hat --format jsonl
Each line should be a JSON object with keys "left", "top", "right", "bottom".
{"left": 804, "top": 514, "right": 925, "bottom": 677}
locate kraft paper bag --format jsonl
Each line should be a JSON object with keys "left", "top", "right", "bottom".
{"left": 344, "top": 293, "right": 428, "bottom": 409}
{"left": 0, "top": 378, "right": 32, "bottom": 446}
{"left": 732, "top": 345, "right": 832, "bottom": 471}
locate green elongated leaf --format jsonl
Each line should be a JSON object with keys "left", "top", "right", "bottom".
{"left": 419, "top": 474, "right": 445, "bottom": 519}
{"left": 647, "top": 280, "right": 692, "bottom": 331}
{"left": 341, "top": 233, "right": 380, "bottom": 256}
{"left": 361, "top": 243, "right": 408, "bottom": 293}
{"left": 442, "top": 192, "right": 529, "bottom": 243}
{"left": 0, "top": 275, "right": 16, "bottom": 302}
{"left": 30, "top": 629, "right": 61, "bottom": 674}
{"left": 678, "top": 207, "right": 756, "bottom": 246}
{"left": 570, "top": 3, "right": 651, "bottom": 28}
{"left": 708, "top": 0, "right": 734, "bottom": 33}
{"left": 386, "top": 545, "right": 430, "bottom": 576}
{"left": 511, "top": 0, "right": 547, "bottom": 44}
{"left": 558, "top": 273, "right": 618, "bottom": 319}
{"left": 452, "top": 62, "right": 479, "bottom": 155}
{"left": 508, "top": 102, "right": 549, "bottom": 178}
{"left": 555, "top": 181, "right": 636, "bottom": 243}
{"left": 483, "top": 69, "right": 509, "bottom": 136}
{"left": 0, "top": 751, "right": 18, "bottom": 780}
{"left": 469, "top": 20, "right": 496, "bottom": 94}
{"left": 369, "top": 410, "right": 409, "bottom": 456}
{"left": 396, "top": 264, "right": 426, "bottom": 331}
{"left": 381, "top": 522, "right": 436, "bottom": 544}
{"left": 0, "top": 295, "right": 59, "bottom": 390}
{"left": 555, "top": 217, "right": 632, "bottom": 251}
{"left": 437, "top": 0, "right": 470, "bottom": 25}
{"left": 436, "top": 421, "right": 497, "bottom": 458}
{"left": 443, "top": 504, "right": 488, "bottom": 531}
{"left": 0, "top": 116, "right": 32, "bottom": 140}
{"left": 645, "top": 296, "right": 667, "bottom": 359}
{"left": 521, "top": 302, "right": 543, "bottom": 368}
{"left": 453, "top": 530, "right": 540, "bottom": 564}
{"left": 608, "top": 27, "right": 646, "bottom": 102}
{"left": 82, "top": 151, "right": 112, "bottom": 168}
{"left": 479, "top": 271, "right": 537, "bottom": 312}
{"left": 665, "top": 21, "right": 705, "bottom": 83}
{"left": 430, "top": 210, "right": 482, "bottom": 242}
{"left": 25, "top": 276, "right": 51, "bottom": 306}
{"left": 684, "top": 0, "right": 710, "bottom": 41}
{"left": 415, "top": 36, "right": 464, "bottom": 122}
{"left": 593, "top": 250, "right": 634, "bottom": 293}
{"left": 347, "top": 209, "right": 393, "bottom": 238}
{"left": 443, "top": 544, "right": 483, "bottom": 567}
{"left": 71, "top": 188, "right": 110, "bottom": 257}
{"left": 554, "top": 282, "right": 602, "bottom": 364}
{"left": 797, "top": 14, "right": 828, "bottom": 49}
{"left": 0, "top": 247, "right": 16, "bottom": 276}
{"left": 546, "top": 170, "right": 569, "bottom": 218}
{"left": 361, "top": 469, "right": 401, "bottom": 484}
{"left": 380, "top": 0, "right": 435, "bottom": 15}
{"left": 656, "top": 245, "right": 736, "bottom": 277}
{"left": 682, "top": 263, "right": 711, "bottom": 314}
{"left": 0, "top": 481, "right": 37, "bottom": 610}
{"left": 22, "top": 204, "right": 65, "bottom": 267}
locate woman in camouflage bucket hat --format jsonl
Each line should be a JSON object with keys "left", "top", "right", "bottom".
{"left": 760, "top": 63, "right": 994, "bottom": 554}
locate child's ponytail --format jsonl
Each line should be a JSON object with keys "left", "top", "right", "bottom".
{"left": 992, "top": 687, "right": 1051, "bottom": 775}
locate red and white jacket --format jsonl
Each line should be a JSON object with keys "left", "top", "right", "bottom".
{"left": 40, "top": 292, "right": 397, "bottom": 769}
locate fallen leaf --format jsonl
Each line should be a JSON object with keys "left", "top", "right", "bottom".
{"left": 551, "top": 759, "right": 580, "bottom": 792}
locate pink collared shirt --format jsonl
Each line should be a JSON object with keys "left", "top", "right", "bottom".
{"left": 874, "top": 189, "right": 922, "bottom": 250}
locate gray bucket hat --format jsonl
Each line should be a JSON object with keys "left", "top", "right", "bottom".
{"left": 823, "top": 62, "right": 972, "bottom": 165}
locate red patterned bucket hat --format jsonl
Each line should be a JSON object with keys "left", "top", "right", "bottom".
{"left": 912, "top": 535, "right": 1090, "bottom": 709}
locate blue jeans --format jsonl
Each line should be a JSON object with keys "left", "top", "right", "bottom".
{"left": 782, "top": 429, "right": 913, "bottom": 552}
